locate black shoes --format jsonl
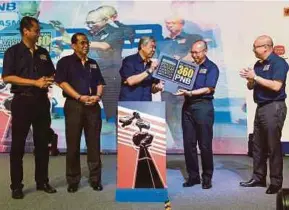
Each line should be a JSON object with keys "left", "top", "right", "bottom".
{"left": 265, "top": 185, "right": 281, "bottom": 194}
{"left": 67, "top": 184, "right": 78, "bottom": 193}
{"left": 239, "top": 179, "right": 266, "bottom": 187}
{"left": 202, "top": 179, "right": 212, "bottom": 189}
{"left": 11, "top": 189, "right": 24, "bottom": 199}
{"left": 90, "top": 182, "right": 103, "bottom": 191}
{"left": 182, "top": 179, "right": 201, "bottom": 187}
{"left": 36, "top": 183, "right": 57, "bottom": 193}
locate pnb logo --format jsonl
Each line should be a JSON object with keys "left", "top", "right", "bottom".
{"left": 0, "top": 2, "right": 16, "bottom": 12}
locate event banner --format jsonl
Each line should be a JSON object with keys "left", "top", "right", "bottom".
{"left": 5, "top": 1, "right": 289, "bottom": 154}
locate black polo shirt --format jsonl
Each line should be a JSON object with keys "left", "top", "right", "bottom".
{"left": 55, "top": 53, "right": 106, "bottom": 98}
{"left": 253, "top": 53, "right": 288, "bottom": 104}
{"left": 2, "top": 41, "right": 55, "bottom": 94}
{"left": 185, "top": 57, "right": 219, "bottom": 103}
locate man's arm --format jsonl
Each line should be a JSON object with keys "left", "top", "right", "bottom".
{"left": 254, "top": 76, "right": 283, "bottom": 92}
{"left": 2, "top": 75, "right": 52, "bottom": 88}
{"left": 58, "top": 81, "right": 89, "bottom": 103}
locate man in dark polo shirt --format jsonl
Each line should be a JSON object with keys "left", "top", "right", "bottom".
{"left": 55, "top": 32, "right": 105, "bottom": 193}
{"left": 119, "top": 36, "right": 164, "bottom": 101}
{"left": 2, "top": 16, "right": 57, "bottom": 199}
{"left": 157, "top": 16, "right": 203, "bottom": 147}
{"left": 239, "top": 35, "right": 288, "bottom": 194}
{"left": 175, "top": 40, "right": 219, "bottom": 190}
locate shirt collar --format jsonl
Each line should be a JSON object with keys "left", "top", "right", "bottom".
{"left": 199, "top": 56, "right": 210, "bottom": 68}
{"left": 72, "top": 53, "right": 89, "bottom": 62}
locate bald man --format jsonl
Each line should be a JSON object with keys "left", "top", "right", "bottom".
{"left": 157, "top": 16, "right": 202, "bottom": 148}
{"left": 239, "top": 35, "right": 288, "bottom": 194}
{"left": 175, "top": 40, "right": 219, "bottom": 189}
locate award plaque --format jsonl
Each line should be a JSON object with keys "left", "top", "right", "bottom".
{"left": 152, "top": 54, "right": 199, "bottom": 93}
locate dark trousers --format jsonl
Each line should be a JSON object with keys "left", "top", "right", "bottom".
{"left": 64, "top": 99, "right": 102, "bottom": 185}
{"left": 252, "top": 101, "right": 286, "bottom": 186}
{"left": 182, "top": 100, "right": 214, "bottom": 181}
{"left": 10, "top": 94, "right": 51, "bottom": 190}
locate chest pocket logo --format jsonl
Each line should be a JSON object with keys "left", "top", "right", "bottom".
{"left": 177, "top": 39, "right": 187, "bottom": 44}
{"left": 199, "top": 68, "right": 207, "bottom": 74}
{"left": 90, "top": 64, "right": 97, "bottom": 69}
{"left": 263, "top": 64, "right": 270, "bottom": 71}
{"left": 39, "top": 54, "right": 47, "bottom": 61}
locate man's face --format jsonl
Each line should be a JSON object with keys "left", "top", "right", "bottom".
{"left": 23, "top": 21, "right": 40, "bottom": 44}
{"left": 191, "top": 44, "right": 206, "bottom": 64}
{"left": 141, "top": 41, "right": 156, "bottom": 59}
{"left": 72, "top": 35, "right": 90, "bottom": 57}
{"left": 253, "top": 40, "right": 267, "bottom": 59}
{"left": 86, "top": 13, "right": 107, "bottom": 34}
{"left": 165, "top": 19, "right": 183, "bottom": 34}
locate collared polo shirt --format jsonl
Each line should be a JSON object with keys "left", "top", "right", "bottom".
{"left": 55, "top": 53, "right": 105, "bottom": 98}
{"left": 2, "top": 41, "right": 55, "bottom": 94}
{"left": 119, "top": 53, "right": 158, "bottom": 101}
{"left": 253, "top": 53, "right": 288, "bottom": 104}
{"left": 185, "top": 57, "right": 219, "bottom": 103}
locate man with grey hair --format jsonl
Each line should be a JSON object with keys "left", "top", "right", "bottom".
{"left": 86, "top": 6, "right": 134, "bottom": 121}
{"left": 119, "top": 36, "right": 163, "bottom": 101}
{"left": 239, "top": 35, "right": 288, "bottom": 194}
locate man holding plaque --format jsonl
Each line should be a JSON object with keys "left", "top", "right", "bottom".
{"left": 175, "top": 40, "right": 219, "bottom": 189}
{"left": 239, "top": 35, "right": 288, "bottom": 194}
{"left": 157, "top": 16, "right": 202, "bottom": 147}
{"left": 119, "top": 36, "right": 164, "bottom": 101}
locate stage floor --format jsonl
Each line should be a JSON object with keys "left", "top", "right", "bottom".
{"left": 0, "top": 154, "right": 286, "bottom": 210}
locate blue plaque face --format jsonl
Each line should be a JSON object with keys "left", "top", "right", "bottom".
{"left": 152, "top": 54, "right": 199, "bottom": 93}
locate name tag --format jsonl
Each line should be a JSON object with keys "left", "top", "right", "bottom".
{"left": 39, "top": 54, "right": 47, "bottom": 61}
{"left": 90, "top": 64, "right": 97, "bottom": 69}
{"left": 263, "top": 64, "right": 270, "bottom": 71}
{"left": 177, "top": 38, "right": 186, "bottom": 44}
{"left": 199, "top": 68, "right": 207, "bottom": 74}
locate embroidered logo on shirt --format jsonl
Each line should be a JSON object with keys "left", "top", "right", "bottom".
{"left": 199, "top": 68, "right": 207, "bottom": 74}
{"left": 90, "top": 64, "right": 97, "bottom": 69}
{"left": 177, "top": 39, "right": 186, "bottom": 44}
{"left": 39, "top": 54, "right": 47, "bottom": 61}
{"left": 263, "top": 64, "right": 270, "bottom": 71}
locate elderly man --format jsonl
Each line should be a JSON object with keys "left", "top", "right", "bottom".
{"left": 157, "top": 16, "right": 202, "bottom": 147}
{"left": 175, "top": 40, "right": 219, "bottom": 189}
{"left": 239, "top": 35, "right": 288, "bottom": 194}
{"left": 55, "top": 33, "right": 105, "bottom": 193}
{"left": 119, "top": 36, "right": 163, "bottom": 101}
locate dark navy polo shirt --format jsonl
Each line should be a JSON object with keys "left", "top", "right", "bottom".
{"left": 157, "top": 32, "right": 202, "bottom": 58}
{"left": 55, "top": 53, "right": 106, "bottom": 98}
{"left": 2, "top": 41, "right": 55, "bottom": 94}
{"left": 253, "top": 53, "right": 288, "bottom": 104}
{"left": 185, "top": 57, "right": 219, "bottom": 103}
{"left": 119, "top": 53, "right": 158, "bottom": 101}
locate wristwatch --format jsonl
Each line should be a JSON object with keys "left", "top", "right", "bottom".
{"left": 146, "top": 69, "right": 152, "bottom": 75}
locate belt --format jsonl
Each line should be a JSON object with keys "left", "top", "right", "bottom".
{"left": 16, "top": 92, "right": 47, "bottom": 97}
{"left": 257, "top": 100, "right": 285, "bottom": 107}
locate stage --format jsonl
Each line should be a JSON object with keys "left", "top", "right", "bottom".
{"left": 0, "top": 154, "right": 286, "bottom": 210}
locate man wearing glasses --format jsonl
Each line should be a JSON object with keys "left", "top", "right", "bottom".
{"left": 55, "top": 33, "right": 105, "bottom": 193}
{"left": 175, "top": 40, "right": 219, "bottom": 190}
{"left": 239, "top": 35, "right": 288, "bottom": 194}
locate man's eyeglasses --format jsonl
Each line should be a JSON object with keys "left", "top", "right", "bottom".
{"left": 191, "top": 49, "right": 205, "bottom": 55}
{"left": 78, "top": 41, "right": 90, "bottom": 46}
{"left": 253, "top": 44, "right": 270, "bottom": 50}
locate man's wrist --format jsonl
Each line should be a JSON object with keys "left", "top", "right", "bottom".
{"left": 96, "top": 94, "right": 102, "bottom": 98}
{"left": 76, "top": 95, "right": 82, "bottom": 101}
{"left": 253, "top": 75, "right": 259, "bottom": 82}
{"left": 146, "top": 69, "right": 153, "bottom": 75}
